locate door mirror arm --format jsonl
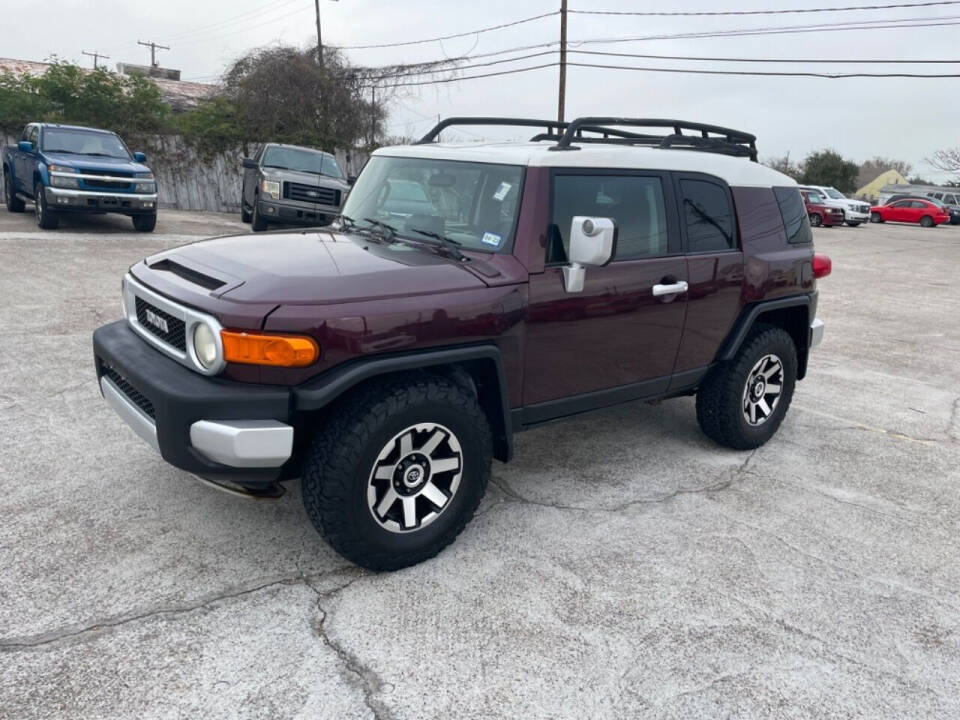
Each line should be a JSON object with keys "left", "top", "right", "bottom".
{"left": 563, "top": 216, "right": 617, "bottom": 293}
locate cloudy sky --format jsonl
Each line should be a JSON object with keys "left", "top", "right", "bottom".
{"left": 7, "top": 0, "right": 960, "bottom": 180}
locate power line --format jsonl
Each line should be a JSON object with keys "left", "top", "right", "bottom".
{"left": 566, "top": 61, "right": 960, "bottom": 78}
{"left": 366, "top": 51, "right": 556, "bottom": 82}
{"left": 376, "top": 62, "right": 559, "bottom": 88}
{"left": 570, "top": 0, "right": 960, "bottom": 16}
{"left": 568, "top": 49, "right": 960, "bottom": 64}
{"left": 335, "top": 11, "right": 559, "bottom": 50}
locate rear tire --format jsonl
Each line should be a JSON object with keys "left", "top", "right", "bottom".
{"left": 301, "top": 374, "right": 492, "bottom": 571}
{"left": 4, "top": 171, "right": 25, "bottom": 212}
{"left": 34, "top": 182, "right": 59, "bottom": 229}
{"left": 241, "top": 203, "right": 252, "bottom": 223}
{"left": 132, "top": 213, "right": 157, "bottom": 232}
{"left": 920, "top": 215, "right": 934, "bottom": 228}
{"left": 808, "top": 213, "right": 822, "bottom": 227}
{"left": 250, "top": 199, "right": 268, "bottom": 231}
{"left": 696, "top": 324, "right": 797, "bottom": 450}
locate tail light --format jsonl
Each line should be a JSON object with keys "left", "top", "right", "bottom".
{"left": 813, "top": 253, "right": 832, "bottom": 279}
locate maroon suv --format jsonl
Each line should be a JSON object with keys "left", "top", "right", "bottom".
{"left": 93, "top": 117, "right": 830, "bottom": 570}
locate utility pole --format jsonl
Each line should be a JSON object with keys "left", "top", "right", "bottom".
{"left": 137, "top": 40, "right": 169, "bottom": 68}
{"left": 315, "top": 0, "right": 324, "bottom": 68}
{"left": 370, "top": 85, "right": 376, "bottom": 147}
{"left": 82, "top": 50, "right": 110, "bottom": 71}
{"left": 558, "top": 0, "right": 567, "bottom": 124}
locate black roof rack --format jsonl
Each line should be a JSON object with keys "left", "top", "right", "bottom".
{"left": 416, "top": 116, "right": 758, "bottom": 162}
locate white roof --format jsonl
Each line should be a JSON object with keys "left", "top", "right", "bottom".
{"left": 374, "top": 141, "right": 795, "bottom": 188}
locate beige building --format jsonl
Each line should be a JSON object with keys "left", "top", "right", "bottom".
{"left": 856, "top": 169, "right": 908, "bottom": 202}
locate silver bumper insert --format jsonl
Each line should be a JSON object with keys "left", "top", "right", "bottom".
{"left": 100, "top": 376, "right": 159, "bottom": 452}
{"left": 810, "top": 318, "right": 825, "bottom": 348}
{"left": 190, "top": 420, "right": 293, "bottom": 468}
{"left": 46, "top": 186, "right": 157, "bottom": 201}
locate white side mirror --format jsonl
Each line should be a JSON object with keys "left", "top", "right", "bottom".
{"left": 563, "top": 216, "right": 617, "bottom": 293}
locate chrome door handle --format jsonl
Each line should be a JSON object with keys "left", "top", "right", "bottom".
{"left": 652, "top": 281, "right": 689, "bottom": 297}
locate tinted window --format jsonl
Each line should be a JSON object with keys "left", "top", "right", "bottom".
{"left": 679, "top": 179, "right": 736, "bottom": 252}
{"left": 929, "top": 192, "right": 943, "bottom": 199}
{"left": 773, "top": 187, "right": 813, "bottom": 245}
{"left": 27, "top": 126, "right": 39, "bottom": 145}
{"left": 549, "top": 174, "right": 669, "bottom": 262}
{"left": 892, "top": 200, "right": 912, "bottom": 208}
{"left": 945, "top": 195, "right": 957, "bottom": 205}
{"left": 263, "top": 146, "right": 343, "bottom": 179}
{"left": 42, "top": 128, "right": 128, "bottom": 158}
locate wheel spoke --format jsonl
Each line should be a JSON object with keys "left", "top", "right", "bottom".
{"left": 749, "top": 403, "right": 757, "bottom": 424}
{"left": 419, "top": 429, "right": 445, "bottom": 457}
{"left": 765, "top": 383, "right": 782, "bottom": 395}
{"left": 757, "top": 398, "right": 771, "bottom": 417}
{"left": 420, "top": 481, "right": 447, "bottom": 507}
{"left": 402, "top": 496, "right": 417, "bottom": 529}
{"left": 431, "top": 457, "right": 460, "bottom": 474}
{"left": 399, "top": 431, "right": 413, "bottom": 457}
{"left": 375, "top": 487, "right": 399, "bottom": 517}
{"left": 373, "top": 463, "right": 395, "bottom": 481}
{"left": 762, "top": 362, "right": 781, "bottom": 380}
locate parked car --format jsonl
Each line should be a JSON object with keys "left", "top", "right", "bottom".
{"left": 3, "top": 123, "right": 157, "bottom": 231}
{"left": 241, "top": 143, "right": 351, "bottom": 231}
{"left": 799, "top": 185, "right": 870, "bottom": 226}
{"left": 883, "top": 194, "right": 960, "bottom": 225}
{"left": 870, "top": 198, "right": 950, "bottom": 227}
{"left": 92, "top": 116, "right": 829, "bottom": 570}
{"left": 800, "top": 188, "right": 844, "bottom": 227}
{"left": 917, "top": 191, "right": 960, "bottom": 225}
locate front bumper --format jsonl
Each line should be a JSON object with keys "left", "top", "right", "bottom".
{"left": 843, "top": 209, "right": 870, "bottom": 223}
{"left": 257, "top": 198, "right": 338, "bottom": 226}
{"left": 93, "top": 321, "right": 294, "bottom": 487}
{"left": 46, "top": 186, "right": 157, "bottom": 214}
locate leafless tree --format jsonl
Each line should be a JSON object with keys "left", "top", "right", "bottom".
{"left": 927, "top": 148, "right": 960, "bottom": 177}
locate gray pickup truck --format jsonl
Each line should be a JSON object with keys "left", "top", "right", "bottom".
{"left": 241, "top": 143, "right": 352, "bottom": 231}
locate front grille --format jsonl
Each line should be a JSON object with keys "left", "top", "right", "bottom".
{"left": 82, "top": 169, "right": 134, "bottom": 190}
{"left": 102, "top": 365, "right": 155, "bottom": 419}
{"left": 135, "top": 296, "right": 186, "bottom": 351}
{"left": 284, "top": 182, "right": 340, "bottom": 206}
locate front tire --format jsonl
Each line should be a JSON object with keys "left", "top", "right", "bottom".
{"left": 34, "top": 182, "right": 59, "bottom": 229}
{"left": 132, "top": 213, "right": 157, "bottom": 232}
{"left": 4, "top": 171, "right": 25, "bottom": 212}
{"left": 250, "top": 199, "right": 268, "bottom": 231}
{"left": 696, "top": 324, "right": 797, "bottom": 450}
{"left": 845, "top": 221, "right": 861, "bottom": 227}
{"left": 808, "top": 213, "right": 822, "bottom": 227}
{"left": 241, "top": 203, "right": 252, "bottom": 223}
{"left": 301, "top": 374, "right": 492, "bottom": 570}
{"left": 871, "top": 212, "right": 883, "bottom": 223}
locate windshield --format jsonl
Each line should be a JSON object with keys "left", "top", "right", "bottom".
{"left": 340, "top": 155, "right": 524, "bottom": 253}
{"left": 41, "top": 128, "right": 130, "bottom": 159}
{"left": 824, "top": 188, "right": 846, "bottom": 200}
{"left": 262, "top": 146, "right": 344, "bottom": 179}
{"left": 806, "top": 191, "right": 826, "bottom": 204}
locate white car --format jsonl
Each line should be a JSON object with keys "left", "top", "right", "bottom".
{"left": 800, "top": 185, "right": 870, "bottom": 227}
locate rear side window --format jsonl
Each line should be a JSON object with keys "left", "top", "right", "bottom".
{"left": 550, "top": 174, "right": 670, "bottom": 262}
{"left": 679, "top": 179, "right": 736, "bottom": 252}
{"left": 773, "top": 187, "right": 812, "bottom": 245}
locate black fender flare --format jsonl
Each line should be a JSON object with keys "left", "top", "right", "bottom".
{"left": 293, "top": 344, "right": 514, "bottom": 462}
{"left": 718, "top": 295, "right": 814, "bottom": 378}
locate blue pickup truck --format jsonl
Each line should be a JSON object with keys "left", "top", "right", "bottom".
{"left": 3, "top": 123, "right": 158, "bottom": 231}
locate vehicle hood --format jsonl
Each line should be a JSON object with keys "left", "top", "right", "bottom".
{"left": 41, "top": 152, "right": 150, "bottom": 174}
{"left": 259, "top": 167, "right": 349, "bottom": 189}
{"left": 144, "top": 229, "right": 488, "bottom": 305}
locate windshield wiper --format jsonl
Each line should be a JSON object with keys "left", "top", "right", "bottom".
{"left": 408, "top": 227, "right": 467, "bottom": 261}
{"left": 363, "top": 217, "right": 398, "bottom": 239}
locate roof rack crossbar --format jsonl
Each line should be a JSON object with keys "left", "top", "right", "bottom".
{"left": 548, "top": 117, "right": 758, "bottom": 161}
{"left": 417, "top": 117, "right": 568, "bottom": 144}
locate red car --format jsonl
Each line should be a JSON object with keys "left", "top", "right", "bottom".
{"left": 870, "top": 198, "right": 950, "bottom": 227}
{"left": 801, "top": 189, "right": 844, "bottom": 227}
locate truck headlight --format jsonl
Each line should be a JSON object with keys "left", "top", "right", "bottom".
{"left": 261, "top": 179, "right": 281, "bottom": 200}
{"left": 49, "top": 164, "right": 79, "bottom": 188}
{"left": 193, "top": 323, "right": 219, "bottom": 369}
{"left": 134, "top": 172, "right": 156, "bottom": 193}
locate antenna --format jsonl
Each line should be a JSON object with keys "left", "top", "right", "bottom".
{"left": 81, "top": 50, "right": 110, "bottom": 70}
{"left": 137, "top": 40, "right": 170, "bottom": 68}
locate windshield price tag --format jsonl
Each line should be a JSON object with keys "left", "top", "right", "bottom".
{"left": 481, "top": 232, "right": 502, "bottom": 247}
{"left": 492, "top": 182, "right": 512, "bottom": 201}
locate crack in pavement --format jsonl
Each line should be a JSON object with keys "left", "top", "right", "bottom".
{"left": 489, "top": 449, "right": 758, "bottom": 515}
{"left": 0, "top": 567, "right": 352, "bottom": 652}
{"left": 301, "top": 572, "right": 395, "bottom": 720}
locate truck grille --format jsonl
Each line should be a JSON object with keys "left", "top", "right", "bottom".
{"left": 284, "top": 182, "right": 340, "bottom": 206}
{"left": 102, "top": 365, "right": 156, "bottom": 419}
{"left": 82, "top": 169, "right": 133, "bottom": 190}
{"left": 135, "top": 296, "right": 186, "bottom": 351}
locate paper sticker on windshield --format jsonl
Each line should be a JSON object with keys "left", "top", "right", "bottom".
{"left": 492, "top": 182, "right": 512, "bottom": 201}
{"left": 482, "top": 232, "right": 502, "bottom": 247}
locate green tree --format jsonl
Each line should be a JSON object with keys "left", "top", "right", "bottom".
{"left": 800, "top": 150, "right": 859, "bottom": 194}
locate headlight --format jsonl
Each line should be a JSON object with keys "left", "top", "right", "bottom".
{"left": 193, "top": 323, "right": 219, "bottom": 369}
{"left": 135, "top": 181, "right": 156, "bottom": 193}
{"left": 261, "top": 179, "right": 280, "bottom": 200}
{"left": 49, "top": 164, "right": 79, "bottom": 188}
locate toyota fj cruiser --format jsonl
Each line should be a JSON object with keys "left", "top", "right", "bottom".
{"left": 93, "top": 117, "right": 830, "bottom": 570}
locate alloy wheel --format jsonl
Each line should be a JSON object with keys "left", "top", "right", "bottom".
{"left": 741, "top": 354, "right": 784, "bottom": 426}
{"left": 367, "top": 423, "right": 463, "bottom": 533}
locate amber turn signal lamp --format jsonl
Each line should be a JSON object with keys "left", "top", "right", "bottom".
{"left": 221, "top": 331, "right": 319, "bottom": 367}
